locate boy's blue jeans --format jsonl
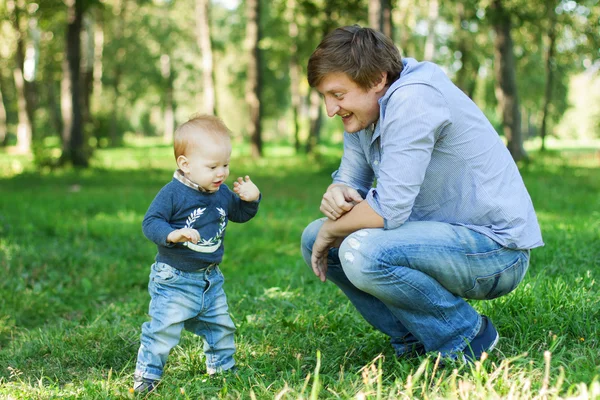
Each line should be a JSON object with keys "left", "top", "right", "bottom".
{"left": 301, "top": 219, "right": 530, "bottom": 356}
{"left": 135, "top": 262, "right": 236, "bottom": 381}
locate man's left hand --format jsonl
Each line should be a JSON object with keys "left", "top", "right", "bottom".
{"left": 311, "top": 220, "right": 343, "bottom": 282}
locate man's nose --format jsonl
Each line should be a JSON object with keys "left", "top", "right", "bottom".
{"left": 324, "top": 98, "right": 340, "bottom": 118}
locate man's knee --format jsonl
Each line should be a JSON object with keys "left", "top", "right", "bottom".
{"left": 338, "top": 230, "right": 380, "bottom": 290}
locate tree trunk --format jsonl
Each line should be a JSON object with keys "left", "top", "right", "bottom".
{"left": 0, "top": 81, "right": 7, "bottom": 146}
{"left": 196, "top": 0, "right": 216, "bottom": 115}
{"left": 93, "top": 7, "right": 104, "bottom": 108}
{"left": 369, "top": 0, "right": 393, "bottom": 38}
{"left": 286, "top": 0, "right": 301, "bottom": 153}
{"left": 454, "top": 3, "right": 479, "bottom": 98}
{"left": 245, "top": 0, "right": 262, "bottom": 158}
{"left": 81, "top": 13, "right": 95, "bottom": 131}
{"left": 397, "top": 0, "right": 414, "bottom": 56}
{"left": 47, "top": 79, "right": 63, "bottom": 139}
{"left": 64, "top": 0, "right": 87, "bottom": 167}
{"left": 161, "top": 54, "right": 174, "bottom": 144}
{"left": 423, "top": 0, "right": 439, "bottom": 61}
{"left": 491, "top": 0, "right": 527, "bottom": 162}
{"left": 61, "top": 57, "right": 72, "bottom": 152}
{"left": 306, "top": 89, "right": 322, "bottom": 154}
{"left": 540, "top": 4, "right": 557, "bottom": 152}
{"left": 110, "top": 0, "right": 126, "bottom": 147}
{"left": 8, "top": 0, "right": 33, "bottom": 154}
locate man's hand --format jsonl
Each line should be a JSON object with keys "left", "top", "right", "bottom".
{"left": 311, "top": 220, "right": 344, "bottom": 282}
{"left": 321, "top": 184, "right": 363, "bottom": 221}
{"left": 167, "top": 228, "right": 200, "bottom": 244}
{"left": 233, "top": 175, "right": 261, "bottom": 202}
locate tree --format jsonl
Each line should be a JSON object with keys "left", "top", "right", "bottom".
{"left": 423, "top": 0, "right": 439, "bottom": 61}
{"left": 452, "top": 1, "right": 482, "bottom": 99}
{"left": 369, "top": 0, "right": 392, "bottom": 38}
{"left": 245, "top": 0, "right": 263, "bottom": 158}
{"left": 539, "top": 0, "right": 557, "bottom": 152}
{"left": 490, "top": 0, "right": 527, "bottom": 162}
{"left": 196, "top": 0, "right": 216, "bottom": 115}
{"left": 7, "top": 0, "right": 34, "bottom": 154}
{"left": 285, "top": 0, "right": 302, "bottom": 152}
{"left": 0, "top": 80, "right": 7, "bottom": 145}
{"left": 62, "top": 0, "right": 88, "bottom": 166}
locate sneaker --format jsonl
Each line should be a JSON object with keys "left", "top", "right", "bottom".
{"left": 133, "top": 376, "right": 158, "bottom": 394}
{"left": 396, "top": 344, "right": 426, "bottom": 360}
{"left": 463, "top": 315, "right": 499, "bottom": 363}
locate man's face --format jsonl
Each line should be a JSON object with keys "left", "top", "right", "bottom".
{"left": 316, "top": 72, "right": 387, "bottom": 133}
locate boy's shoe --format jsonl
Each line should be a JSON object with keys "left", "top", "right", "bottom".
{"left": 133, "top": 377, "right": 158, "bottom": 394}
{"left": 209, "top": 365, "right": 238, "bottom": 379}
{"left": 463, "top": 315, "right": 499, "bottom": 363}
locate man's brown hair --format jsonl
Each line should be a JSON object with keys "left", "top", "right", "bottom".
{"left": 174, "top": 114, "right": 231, "bottom": 159}
{"left": 307, "top": 25, "right": 403, "bottom": 90}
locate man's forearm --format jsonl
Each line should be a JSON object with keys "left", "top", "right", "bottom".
{"left": 327, "top": 200, "right": 384, "bottom": 237}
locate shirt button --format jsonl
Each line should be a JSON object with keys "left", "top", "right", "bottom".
{"left": 373, "top": 160, "right": 379, "bottom": 165}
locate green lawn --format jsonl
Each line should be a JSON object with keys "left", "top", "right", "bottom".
{"left": 0, "top": 143, "right": 598, "bottom": 399}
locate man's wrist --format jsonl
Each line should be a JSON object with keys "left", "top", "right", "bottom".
{"left": 328, "top": 182, "right": 347, "bottom": 191}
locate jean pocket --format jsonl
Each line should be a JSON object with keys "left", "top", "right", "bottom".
{"left": 151, "top": 262, "right": 180, "bottom": 284}
{"left": 464, "top": 253, "right": 529, "bottom": 300}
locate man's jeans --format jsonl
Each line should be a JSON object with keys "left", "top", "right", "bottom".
{"left": 135, "top": 262, "right": 236, "bottom": 381}
{"left": 301, "top": 219, "right": 530, "bottom": 356}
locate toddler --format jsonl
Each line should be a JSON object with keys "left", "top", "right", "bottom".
{"left": 133, "top": 115, "right": 261, "bottom": 393}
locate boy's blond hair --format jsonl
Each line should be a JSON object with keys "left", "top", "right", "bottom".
{"left": 174, "top": 114, "right": 231, "bottom": 159}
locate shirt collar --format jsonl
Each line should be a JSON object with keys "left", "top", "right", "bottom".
{"left": 173, "top": 169, "right": 209, "bottom": 193}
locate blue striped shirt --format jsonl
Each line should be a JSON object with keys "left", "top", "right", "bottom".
{"left": 332, "top": 58, "right": 543, "bottom": 250}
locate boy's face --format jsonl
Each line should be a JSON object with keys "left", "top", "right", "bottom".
{"left": 316, "top": 71, "right": 387, "bottom": 133}
{"left": 178, "top": 133, "right": 231, "bottom": 193}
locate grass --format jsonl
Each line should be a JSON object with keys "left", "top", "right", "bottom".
{"left": 0, "top": 140, "right": 599, "bottom": 399}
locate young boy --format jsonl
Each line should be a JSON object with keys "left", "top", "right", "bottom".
{"left": 133, "top": 115, "right": 261, "bottom": 393}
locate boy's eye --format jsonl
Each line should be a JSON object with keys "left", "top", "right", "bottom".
{"left": 224, "top": 164, "right": 229, "bottom": 168}
{"left": 334, "top": 93, "right": 343, "bottom": 99}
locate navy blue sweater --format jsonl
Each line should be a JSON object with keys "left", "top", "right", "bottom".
{"left": 143, "top": 177, "right": 260, "bottom": 271}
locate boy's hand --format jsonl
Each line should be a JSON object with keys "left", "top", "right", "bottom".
{"left": 167, "top": 228, "right": 200, "bottom": 244}
{"left": 233, "top": 176, "right": 260, "bottom": 202}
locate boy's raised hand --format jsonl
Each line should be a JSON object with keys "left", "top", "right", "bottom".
{"left": 233, "top": 175, "right": 260, "bottom": 202}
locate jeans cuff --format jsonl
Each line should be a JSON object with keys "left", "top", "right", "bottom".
{"left": 206, "top": 360, "right": 236, "bottom": 375}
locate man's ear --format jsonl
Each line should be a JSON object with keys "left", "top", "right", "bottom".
{"left": 374, "top": 72, "right": 388, "bottom": 92}
{"left": 177, "top": 155, "right": 189, "bottom": 173}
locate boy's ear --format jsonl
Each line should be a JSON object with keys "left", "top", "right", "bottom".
{"left": 177, "top": 155, "right": 189, "bottom": 172}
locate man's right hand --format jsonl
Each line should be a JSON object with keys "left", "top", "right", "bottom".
{"left": 320, "top": 183, "right": 363, "bottom": 221}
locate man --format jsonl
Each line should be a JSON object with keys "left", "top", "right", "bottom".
{"left": 300, "top": 25, "right": 543, "bottom": 362}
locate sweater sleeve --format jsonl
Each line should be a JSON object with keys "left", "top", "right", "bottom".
{"left": 225, "top": 186, "right": 260, "bottom": 223}
{"left": 142, "top": 185, "right": 177, "bottom": 247}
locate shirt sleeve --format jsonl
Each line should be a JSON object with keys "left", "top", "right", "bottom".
{"left": 332, "top": 131, "right": 375, "bottom": 198}
{"left": 142, "top": 185, "right": 177, "bottom": 246}
{"left": 226, "top": 186, "right": 261, "bottom": 223}
{"left": 367, "top": 83, "right": 451, "bottom": 229}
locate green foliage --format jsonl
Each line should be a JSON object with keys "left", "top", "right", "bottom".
{"left": 0, "top": 143, "right": 598, "bottom": 398}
